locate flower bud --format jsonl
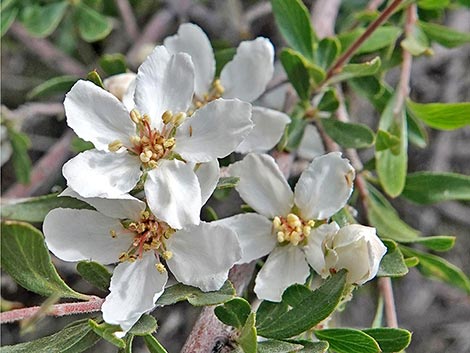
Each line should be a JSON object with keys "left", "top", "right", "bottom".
{"left": 103, "top": 73, "right": 136, "bottom": 101}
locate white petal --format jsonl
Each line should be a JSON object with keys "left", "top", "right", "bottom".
{"left": 102, "top": 252, "right": 167, "bottom": 332}
{"left": 213, "top": 213, "right": 276, "bottom": 264}
{"left": 134, "top": 46, "right": 194, "bottom": 130}
{"left": 63, "top": 150, "right": 142, "bottom": 198}
{"left": 174, "top": 99, "right": 253, "bottom": 162}
{"left": 122, "top": 77, "right": 136, "bottom": 112}
{"left": 294, "top": 152, "right": 355, "bottom": 220}
{"left": 64, "top": 80, "right": 135, "bottom": 151}
{"left": 333, "top": 237, "right": 370, "bottom": 285}
{"left": 43, "top": 208, "right": 133, "bottom": 264}
{"left": 166, "top": 222, "right": 241, "bottom": 291}
{"left": 302, "top": 222, "right": 340, "bottom": 277}
{"left": 228, "top": 153, "right": 294, "bottom": 219}
{"left": 103, "top": 72, "right": 137, "bottom": 102}
{"left": 254, "top": 245, "right": 310, "bottom": 302}
{"left": 164, "top": 23, "right": 215, "bottom": 98}
{"left": 220, "top": 37, "right": 274, "bottom": 102}
{"left": 60, "top": 187, "right": 145, "bottom": 220}
{"left": 145, "top": 159, "right": 201, "bottom": 229}
{"left": 235, "top": 107, "right": 290, "bottom": 154}
{"left": 297, "top": 124, "right": 325, "bottom": 160}
{"left": 193, "top": 160, "right": 220, "bottom": 206}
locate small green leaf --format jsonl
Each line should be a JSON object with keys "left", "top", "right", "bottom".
{"left": 128, "top": 314, "right": 158, "bottom": 336}
{"left": 271, "top": 0, "right": 316, "bottom": 60}
{"left": 401, "top": 25, "right": 430, "bottom": 56}
{"left": 156, "top": 280, "right": 235, "bottom": 306}
{"left": 417, "top": 0, "right": 450, "bottom": 9}
{"left": 0, "top": 193, "right": 93, "bottom": 223}
{"left": 377, "top": 240, "right": 409, "bottom": 277}
{"left": 349, "top": 76, "right": 392, "bottom": 111}
{"left": 71, "top": 137, "right": 95, "bottom": 153}
{"left": 21, "top": 2, "right": 68, "bottom": 37}
{"left": 257, "top": 340, "right": 304, "bottom": 353}
{"left": 419, "top": 21, "right": 470, "bottom": 48}
{"left": 238, "top": 312, "right": 257, "bottom": 353}
{"left": 404, "top": 235, "right": 456, "bottom": 252}
{"left": 406, "top": 113, "right": 428, "bottom": 148}
{"left": 317, "top": 88, "right": 339, "bottom": 112}
{"left": 89, "top": 319, "right": 125, "bottom": 348}
{"left": 400, "top": 246, "right": 470, "bottom": 294}
{"left": 1, "top": 221, "right": 88, "bottom": 299}
{"left": 404, "top": 256, "right": 419, "bottom": 267}
{"left": 338, "top": 26, "right": 402, "bottom": 55}
{"left": 315, "top": 37, "right": 340, "bottom": 69}
{"left": 216, "top": 176, "right": 240, "bottom": 190}
{"left": 321, "top": 119, "right": 375, "bottom": 148}
{"left": 402, "top": 172, "right": 470, "bottom": 204}
{"left": 406, "top": 100, "right": 470, "bottom": 130}
{"left": 285, "top": 112, "right": 308, "bottom": 151}
{"left": 1, "top": 6, "right": 18, "bottom": 37}
{"left": 375, "top": 129, "right": 400, "bottom": 152}
{"left": 314, "top": 329, "right": 381, "bottom": 353}
{"left": 76, "top": 3, "right": 112, "bottom": 42}
{"left": 215, "top": 48, "right": 236, "bottom": 77}
{"left": 0, "top": 319, "right": 100, "bottom": 353}
{"left": 293, "top": 340, "right": 329, "bottom": 353}
{"left": 6, "top": 125, "right": 32, "bottom": 184}
{"left": 328, "top": 57, "right": 381, "bottom": 84}
{"left": 256, "top": 271, "right": 347, "bottom": 339}
{"left": 215, "top": 297, "right": 251, "bottom": 329}
{"left": 76, "top": 261, "right": 112, "bottom": 291}
{"left": 27, "top": 75, "right": 77, "bottom": 100}
{"left": 362, "top": 328, "right": 412, "bottom": 353}
{"left": 143, "top": 334, "right": 168, "bottom": 353}
{"left": 87, "top": 70, "right": 105, "bottom": 88}
{"left": 99, "top": 53, "right": 127, "bottom": 76}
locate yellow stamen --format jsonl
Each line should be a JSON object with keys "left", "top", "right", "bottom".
{"left": 156, "top": 263, "right": 166, "bottom": 273}
{"left": 173, "top": 112, "right": 187, "bottom": 126}
{"left": 110, "top": 230, "right": 117, "bottom": 238}
{"left": 163, "top": 138, "right": 175, "bottom": 148}
{"left": 162, "top": 110, "right": 173, "bottom": 124}
{"left": 162, "top": 250, "right": 173, "bottom": 260}
{"left": 130, "top": 109, "right": 141, "bottom": 124}
{"left": 108, "top": 140, "right": 123, "bottom": 152}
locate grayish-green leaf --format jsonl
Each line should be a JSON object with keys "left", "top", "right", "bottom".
{"left": 419, "top": 21, "right": 470, "bottom": 48}
{"left": 1, "top": 6, "right": 17, "bottom": 37}
{"left": 76, "top": 261, "right": 112, "bottom": 291}
{"left": 71, "top": 137, "right": 95, "bottom": 153}
{"left": 215, "top": 297, "right": 251, "bottom": 329}
{"left": 293, "top": 340, "right": 329, "bottom": 353}
{"left": 328, "top": 57, "right": 381, "bottom": 84}
{"left": 406, "top": 113, "right": 428, "bottom": 148}
{"left": 377, "top": 240, "right": 408, "bottom": 277}
{"left": 156, "top": 281, "right": 235, "bottom": 306}
{"left": 375, "top": 129, "right": 400, "bottom": 153}
{"left": 404, "top": 236, "right": 456, "bottom": 252}
{"left": 401, "top": 25, "right": 430, "bottom": 56}
{"left": 99, "top": 53, "right": 127, "bottom": 76}
{"left": 315, "top": 37, "right": 340, "bottom": 69}
{"left": 87, "top": 70, "right": 105, "bottom": 88}
{"left": 21, "top": 2, "right": 68, "bottom": 37}
{"left": 317, "top": 88, "right": 339, "bottom": 112}
{"left": 143, "top": 334, "right": 168, "bottom": 353}
{"left": 338, "top": 26, "right": 402, "bottom": 55}
{"left": 88, "top": 319, "right": 125, "bottom": 348}
{"left": 76, "top": 3, "right": 112, "bottom": 42}
{"left": 6, "top": 125, "right": 32, "bottom": 184}
{"left": 362, "top": 328, "right": 412, "bottom": 353}
{"left": 238, "top": 312, "right": 257, "bottom": 353}
{"left": 0, "top": 221, "right": 88, "bottom": 299}
{"left": 257, "top": 340, "right": 304, "bottom": 353}
{"left": 27, "top": 75, "right": 77, "bottom": 100}
{"left": 321, "top": 119, "right": 375, "bottom": 148}
{"left": 128, "top": 314, "right": 158, "bottom": 336}
{"left": 406, "top": 100, "right": 470, "bottom": 130}
{"left": 314, "top": 329, "right": 380, "bottom": 353}
{"left": 280, "top": 49, "right": 313, "bottom": 100}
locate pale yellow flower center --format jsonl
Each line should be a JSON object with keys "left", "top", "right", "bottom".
{"left": 189, "top": 79, "right": 225, "bottom": 115}
{"left": 272, "top": 213, "right": 315, "bottom": 246}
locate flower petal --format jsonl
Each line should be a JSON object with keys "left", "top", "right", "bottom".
{"left": 102, "top": 252, "right": 167, "bottom": 332}
{"left": 164, "top": 23, "right": 215, "bottom": 98}
{"left": 193, "top": 160, "right": 220, "bottom": 206}
{"left": 166, "top": 222, "right": 241, "bottom": 291}
{"left": 235, "top": 107, "right": 290, "bottom": 153}
{"left": 174, "top": 99, "right": 253, "bottom": 162}
{"left": 228, "top": 153, "right": 294, "bottom": 219}
{"left": 302, "top": 222, "right": 340, "bottom": 277}
{"left": 64, "top": 80, "right": 135, "bottom": 151}
{"left": 254, "top": 245, "right": 310, "bottom": 302}
{"left": 60, "top": 187, "right": 145, "bottom": 220}
{"left": 122, "top": 77, "right": 136, "bottom": 112}
{"left": 297, "top": 124, "right": 325, "bottom": 160}
{"left": 145, "top": 159, "right": 201, "bottom": 229}
{"left": 294, "top": 152, "right": 355, "bottom": 220}
{"left": 63, "top": 149, "right": 142, "bottom": 198}
{"left": 134, "top": 46, "right": 194, "bottom": 130}
{"left": 213, "top": 213, "right": 276, "bottom": 264}
{"left": 103, "top": 72, "right": 137, "bottom": 103}
{"left": 220, "top": 37, "right": 274, "bottom": 102}
{"left": 43, "top": 208, "right": 133, "bottom": 264}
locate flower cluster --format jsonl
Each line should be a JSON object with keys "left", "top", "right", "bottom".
{"left": 43, "top": 23, "right": 386, "bottom": 333}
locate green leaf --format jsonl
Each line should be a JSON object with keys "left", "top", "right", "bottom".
{"left": 349, "top": 76, "right": 392, "bottom": 111}
{"left": 338, "top": 26, "right": 402, "bottom": 55}
{"left": 0, "top": 221, "right": 87, "bottom": 299}
{"left": 328, "top": 57, "right": 381, "bottom": 84}
{"left": 293, "top": 340, "right": 329, "bottom": 353}
{"left": 76, "top": 3, "right": 112, "bottom": 42}
{"left": 6, "top": 125, "right": 32, "bottom": 184}
{"left": 0, "top": 319, "right": 100, "bottom": 353}
{"left": 376, "top": 96, "right": 408, "bottom": 197}
{"left": 271, "top": 0, "right": 316, "bottom": 60}
{"left": 406, "top": 113, "right": 428, "bottom": 148}
{"left": 285, "top": 113, "right": 308, "bottom": 151}
{"left": 315, "top": 37, "right": 340, "bottom": 69}
{"left": 128, "top": 314, "right": 158, "bottom": 336}
{"left": 377, "top": 240, "right": 409, "bottom": 277}
{"left": 417, "top": 0, "right": 450, "bottom": 9}
{"left": 256, "top": 271, "right": 347, "bottom": 339}
{"left": 367, "top": 185, "right": 420, "bottom": 242}
{"left": 362, "top": 328, "right": 412, "bottom": 353}
{"left": 88, "top": 319, "right": 125, "bottom": 348}
{"left": 99, "top": 53, "right": 127, "bottom": 76}
{"left": 257, "top": 340, "right": 304, "bottom": 353}
{"left": 317, "top": 88, "right": 339, "bottom": 112}
{"left": 238, "top": 312, "right": 257, "bottom": 353}
{"left": 76, "top": 261, "right": 112, "bottom": 291}
{"left": 314, "top": 329, "right": 381, "bottom": 353}
{"left": 87, "top": 70, "right": 105, "bottom": 88}
{"left": 21, "top": 2, "right": 68, "bottom": 37}
{"left": 401, "top": 25, "right": 431, "bottom": 56}
{"left": 27, "top": 75, "right": 77, "bottom": 100}
{"left": 321, "top": 119, "right": 375, "bottom": 148}
{"left": 215, "top": 48, "right": 236, "bottom": 77}
{"left": 406, "top": 100, "right": 470, "bottom": 130}
{"left": 375, "top": 129, "right": 400, "bottom": 152}
{"left": 71, "top": 136, "right": 95, "bottom": 153}
{"left": 280, "top": 49, "right": 318, "bottom": 100}
{"left": 215, "top": 297, "right": 251, "bottom": 329}
{"left": 402, "top": 172, "right": 470, "bottom": 204}
{"left": 156, "top": 280, "right": 235, "bottom": 306}
{"left": 419, "top": 21, "right": 470, "bottom": 48}
{"left": 216, "top": 176, "right": 240, "bottom": 190}
{"left": 406, "top": 236, "right": 456, "bottom": 252}
{"left": 400, "top": 246, "right": 470, "bottom": 294}
{"left": 0, "top": 193, "right": 93, "bottom": 223}
{"left": 404, "top": 256, "right": 419, "bottom": 267}
{"left": 143, "top": 334, "right": 168, "bottom": 353}
{"left": 1, "top": 6, "right": 17, "bottom": 37}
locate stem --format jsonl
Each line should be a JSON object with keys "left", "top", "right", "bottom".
{"left": 378, "top": 277, "right": 398, "bottom": 327}
{"left": 116, "top": 0, "right": 140, "bottom": 41}
{"left": 311, "top": 0, "right": 342, "bottom": 39}
{"left": 0, "top": 297, "right": 104, "bottom": 324}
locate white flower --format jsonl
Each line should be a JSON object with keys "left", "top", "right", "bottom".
{"left": 43, "top": 191, "right": 241, "bottom": 333}
{"left": 103, "top": 72, "right": 136, "bottom": 103}
{"left": 164, "top": 23, "right": 290, "bottom": 153}
{"left": 305, "top": 223, "right": 387, "bottom": 285}
{"left": 215, "top": 152, "right": 355, "bottom": 302}
{"left": 63, "top": 46, "right": 252, "bottom": 229}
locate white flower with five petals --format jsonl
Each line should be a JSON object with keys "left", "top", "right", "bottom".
{"left": 63, "top": 45, "right": 252, "bottom": 229}
{"left": 216, "top": 152, "right": 355, "bottom": 302}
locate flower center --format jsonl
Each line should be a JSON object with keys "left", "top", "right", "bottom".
{"left": 189, "top": 79, "right": 225, "bottom": 114}
{"left": 272, "top": 213, "right": 315, "bottom": 246}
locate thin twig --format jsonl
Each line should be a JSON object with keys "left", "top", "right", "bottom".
{"left": 116, "top": 0, "right": 140, "bottom": 41}
{"left": 311, "top": 0, "right": 342, "bottom": 39}
{"left": 0, "top": 297, "right": 104, "bottom": 324}
{"left": 378, "top": 277, "right": 398, "bottom": 327}
{"left": 245, "top": 1, "right": 272, "bottom": 24}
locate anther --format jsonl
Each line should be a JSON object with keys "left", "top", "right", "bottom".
{"left": 140, "top": 152, "right": 151, "bottom": 163}
{"left": 130, "top": 135, "right": 141, "bottom": 145}
{"left": 273, "top": 216, "right": 281, "bottom": 229}
{"left": 173, "top": 112, "right": 187, "bottom": 126}
{"left": 163, "top": 138, "right": 175, "bottom": 148}
{"left": 130, "top": 109, "right": 141, "bottom": 124}
{"left": 156, "top": 263, "right": 166, "bottom": 273}
{"left": 162, "top": 110, "right": 173, "bottom": 124}
{"left": 110, "top": 230, "right": 117, "bottom": 238}
{"left": 162, "top": 250, "right": 173, "bottom": 260}
{"left": 213, "top": 79, "right": 225, "bottom": 95}
{"left": 147, "top": 160, "right": 158, "bottom": 169}
{"left": 277, "top": 232, "right": 285, "bottom": 243}
{"left": 108, "top": 140, "right": 123, "bottom": 152}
